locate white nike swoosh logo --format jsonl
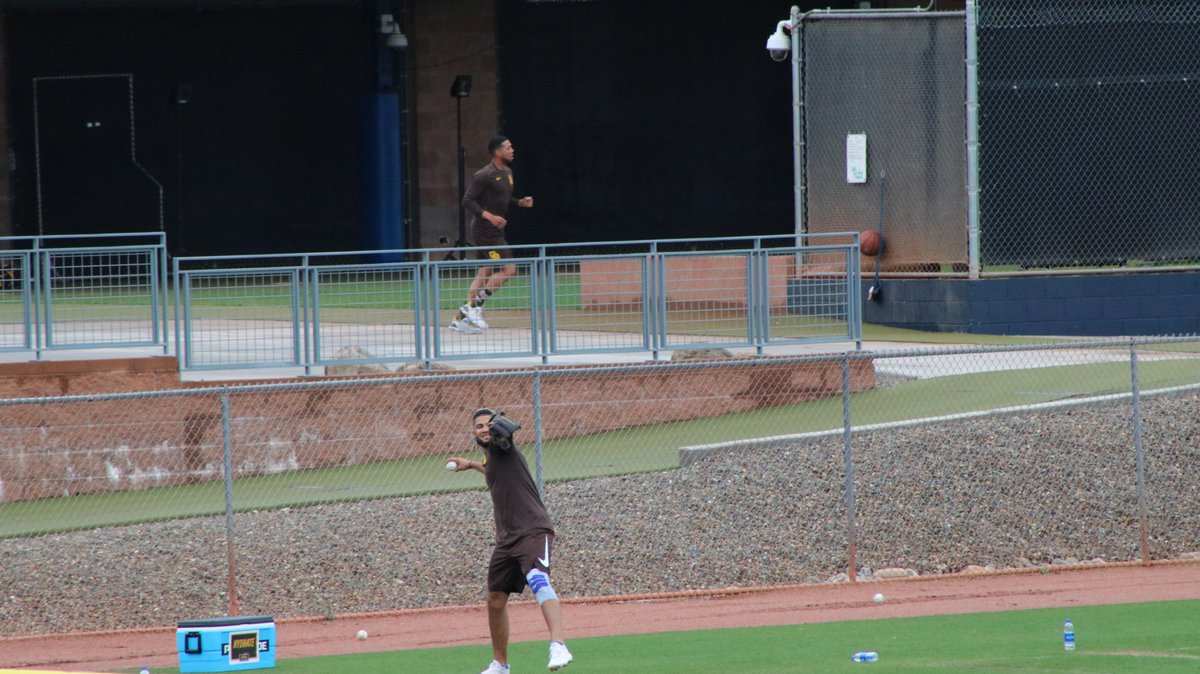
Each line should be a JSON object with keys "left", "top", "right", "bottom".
{"left": 538, "top": 536, "right": 550, "bottom": 568}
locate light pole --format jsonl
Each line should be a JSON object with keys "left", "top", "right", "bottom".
{"left": 766, "top": 6, "right": 804, "bottom": 244}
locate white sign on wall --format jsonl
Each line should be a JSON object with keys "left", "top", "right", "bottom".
{"left": 846, "top": 133, "right": 867, "bottom": 184}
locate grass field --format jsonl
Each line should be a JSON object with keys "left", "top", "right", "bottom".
{"left": 144, "top": 599, "right": 1200, "bottom": 673}
{"left": 3, "top": 356, "right": 1198, "bottom": 539}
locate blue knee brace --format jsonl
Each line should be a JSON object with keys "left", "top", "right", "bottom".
{"left": 525, "top": 568, "right": 558, "bottom": 605}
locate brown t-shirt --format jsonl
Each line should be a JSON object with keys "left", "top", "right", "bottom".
{"left": 482, "top": 440, "right": 553, "bottom": 546}
{"left": 462, "top": 162, "right": 517, "bottom": 246}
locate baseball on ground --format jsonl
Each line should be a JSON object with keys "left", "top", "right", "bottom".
{"left": 356, "top": 629, "right": 368, "bottom": 640}
{"left": 873, "top": 593, "right": 885, "bottom": 604}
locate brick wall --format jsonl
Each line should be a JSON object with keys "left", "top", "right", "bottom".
{"left": 0, "top": 357, "right": 180, "bottom": 398}
{"left": 413, "top": 0, "right": 500, "bottom": 249}
{"left": 580, "top": 256, "right": 798, "bottom": 310}
{"left": 0, "top": 356, "right": 875, "bottom": 502}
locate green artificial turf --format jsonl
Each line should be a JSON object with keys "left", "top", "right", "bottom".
{"left": 138, "top": 599, "right": 1200, "bottom": 674}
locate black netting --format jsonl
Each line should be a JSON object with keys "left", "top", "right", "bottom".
{"left": 978, "top": 0, "right": 1200, "bottom": 267}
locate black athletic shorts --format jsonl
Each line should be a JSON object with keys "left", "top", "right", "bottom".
{"left": 487, "top": 531, "right": 555, "bottom": 595}
{"left": 471, "top": 223, "right": 512, "bottom": 262}
{"left": 473, "top": 246, "right": 512, "bottom": 262}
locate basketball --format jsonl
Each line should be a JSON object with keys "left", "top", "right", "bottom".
{"left": 860, "top": 230, "right": 883, "bottom": 257}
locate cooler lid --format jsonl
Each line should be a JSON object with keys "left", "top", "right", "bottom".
{"left": 177, "top": 615, "right": 274, "bottom": 629}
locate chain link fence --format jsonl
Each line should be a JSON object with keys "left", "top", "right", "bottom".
{"left": 802, "top": 11, "right": 967, "bottom": 274}
{"left": 797, "top": 3, "right": 1200, "bottom": 275}
{"left": 1, "top": 337, "right": 1198, "bottom": 636}
{"left": 977, "top": 0, "right": 1200, "bottom": 269}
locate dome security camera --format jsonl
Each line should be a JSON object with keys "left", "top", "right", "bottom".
{"left": 380, "top": 13, "right": 408, "bottom": 50}
{"left": 766, "top": 21, "right": 791, "bottom": 62}
{"left": 387, "top": 31, "right": 409, "bottom": 49}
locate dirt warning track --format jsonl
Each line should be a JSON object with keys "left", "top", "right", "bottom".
{"left": 2, "top": 561, "right": 1197, "bottom": 672}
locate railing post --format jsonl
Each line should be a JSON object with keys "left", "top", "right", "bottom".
{"left": 751, "top": 249, "right": 765, "bottom": 356}
{"left": 411, "top": 258, "right": 424, "bottom": 367}
{"left": 38, "top": 245, "right": 54, "bottom": 358}
{"left": 540, "top": 251, "right": 554, "bottom": 365}
{"left": 531, "top": 257, "right": 544, "bottom": 364}
{"left": 22, "top": 250, "right": 35, "bottom": 352}
{"left": 161, "top": 236, "right": 170, "bottom": 355}
{"left": 221, "top": 390, "right": 239, "bottom": 615}
{"left": 159, "top": 235, "right": 169, "bottom": 354}
{"left": 423, "top": 254, "right": 434, "bottom": 368}
{"left": 651, "top": 242, "right": 664, "bottom": 361}
{"left": 850, "top": 245, "right": 863, "bottom": 350}
{"left": 425, "top": 254, "right": 440, "bottom": 367}
{"left": 300, "top": 258, "right": 312, "bottom": 376}
{"left": 841, "top": 353, "right": 858, "bottom": 583}
{"left": 1131, "top": 339, "right": 1150, "bottom": 565}
{"left": 173, "top": 257, "right": 183, "bottom": 369}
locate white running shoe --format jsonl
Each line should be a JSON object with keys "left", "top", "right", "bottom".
{"left": 481, "top": 660, "right": 510, "bottom": 674}
{"left": 465, "top": 303, "right": 489, "bottom": 330}
{"left": 450, "top": 319, "right": 481, "bottom": 334}
{"left": 548, "top": 641, "right": 573, "bottom": 670}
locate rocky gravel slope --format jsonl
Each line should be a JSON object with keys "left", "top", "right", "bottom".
{"left": 2, "top": 394, "right": 1197, "bottom": 636}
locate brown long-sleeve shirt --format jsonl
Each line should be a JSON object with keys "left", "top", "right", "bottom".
{"left": 482, "top": 439, "right": 553, "bottom": 546}
{"left": 462, "top": 162, "right": 518, "bottom": 244}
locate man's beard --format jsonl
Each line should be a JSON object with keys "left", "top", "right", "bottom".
{"left": 475, "top": 436, "right": 489, "bottom": 448}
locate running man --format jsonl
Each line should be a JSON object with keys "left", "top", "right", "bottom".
{"left": 450, "top": 136, "right": 534, "bottom": 334}
{"left": 448, "top": 409, "right": 573, "bottom": 672}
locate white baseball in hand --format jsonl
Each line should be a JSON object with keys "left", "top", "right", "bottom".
{"left": 445, "top": 460, "right": 458, "bottom": 471}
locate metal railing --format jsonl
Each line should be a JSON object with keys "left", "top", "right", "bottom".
{"left": 0, "top": 233, "right": 169, "bottom": 358}
{"left": 172, "top": 234, "right": 863, "bottom": 372}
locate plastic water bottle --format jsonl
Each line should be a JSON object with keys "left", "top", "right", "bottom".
{"left": 851, "top": 651, "right": 879, "bottom": 662}
{"left": 1063, "top": 618, "right": 1075, "bottom": 651}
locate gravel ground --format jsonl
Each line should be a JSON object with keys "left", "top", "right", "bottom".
{"left": 2, "top": 394, "right": 1198, "bottom": 636}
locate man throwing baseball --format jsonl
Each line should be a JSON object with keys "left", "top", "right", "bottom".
{"left": 448, "top": 409, "right": 573, "bottom": 672}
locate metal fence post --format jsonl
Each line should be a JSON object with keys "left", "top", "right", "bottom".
{"left": 533, "top": 370, "right": 545, "bottom": 499}
{"left": 221, "top": 390, "right": 239, "bottom": 615}
{"left": 1130, "top": 339, "right": 1150, "bottom": 565}
{"left": 965, "top": 0, "right": 981, "bottom": 278}
{"left": 841, "top": 353, "right": 858, "bottom": 583}
{"left": 791, "top": 4, "right": 805, "bottom": 246}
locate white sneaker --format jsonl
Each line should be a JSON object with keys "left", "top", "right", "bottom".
{"left": 450, "top": 319, "right": 481, "bottom": 334}
{"left": 548, "top": 641, "right": 573, "bottom": 670}
{"left": 465, "top": 303, "right": 489, "bottom": 330}
{"left": 481, "top": 660, "right": 510, "bottom": 674}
